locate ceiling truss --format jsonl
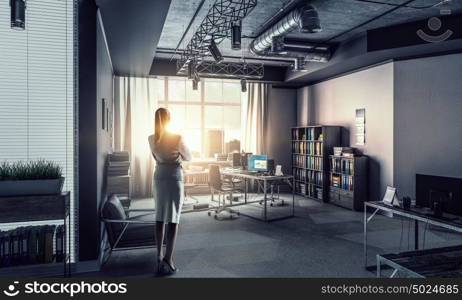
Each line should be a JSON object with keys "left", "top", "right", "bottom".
{"left": 177, "top": 0, "right": 258, "bottom": 78}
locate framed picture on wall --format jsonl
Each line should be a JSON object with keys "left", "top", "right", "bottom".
{"left": 355, "top": 108, "right": 365, "bottom": 145}
{"left": 102, "top": 98, "right": 106, "bottom": 130}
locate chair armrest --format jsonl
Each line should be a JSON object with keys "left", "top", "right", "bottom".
{"left": 102, "top": 218, "right": 157, "bottom": 225}
{"left": 126, "top": 209, "right": 156, "bottom": 212}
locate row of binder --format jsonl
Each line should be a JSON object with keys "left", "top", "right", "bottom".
{"left": 293, "top": 168, "right": 323, "bottom": 186}
{"left": 330, "top": 157, "right": 355, "bottom": 175}
{"left": 295, "top": 182, "right": 323, "bottom": 200}
{"left": 331, "top": 174, "right": 354, "bottom": 191}
{"left": 293, "top": 155, "right": 323, "bottom": 170}
{"left": 291, "top": 128, "right": 322, "bottom": 141}
{"left": 0, "top": 225, "right": 64, "bottom": 268}
{"left": 291, "top": 141, "right": 323, "bottom": 155}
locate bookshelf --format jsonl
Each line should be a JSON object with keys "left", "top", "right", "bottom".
{"left": 0, "top": 192, "right": 70, "bottom": 276}
{"left": 291, "top": 126, "right": 341, "bottom": 202}
{"left": 329, "top": 155, "right": 368, "bottom": 211}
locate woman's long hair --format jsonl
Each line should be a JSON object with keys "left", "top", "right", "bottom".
{"left": 154, "top": 108, "right": 170, "bottom": 143}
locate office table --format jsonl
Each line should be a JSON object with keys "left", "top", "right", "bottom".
{"left": 221, "top": 169, "right": 295, "bottom": 222}
{"left": 377, "top": 245, "right": 462, "bottom": 278}
{"left": 364, "top": 201, "right": 462, "bottom": 271}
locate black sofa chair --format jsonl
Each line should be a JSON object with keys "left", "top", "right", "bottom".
{"left": 101, "top": 194, "right": 157, "bottom": 265}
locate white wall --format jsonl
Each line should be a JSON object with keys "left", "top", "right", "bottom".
{"left": 297, "top": 63, "right": 394, "bottom": 201}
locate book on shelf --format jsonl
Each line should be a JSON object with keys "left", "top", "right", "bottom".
{"left": 107, "top": 151, "right": 130, "bottom": 176}
{"left": 107, "top": 175, "right": 130, "bottom": 195}
{"left": 292, "top": 141, "right": 323, "bottom": 155}
{"left": 0, "top": 225, "right": 63, "bottom": 267}
{"left": 293, "top": 169, "right": 324, "bottom": 186}
{"left": 293, "top": 154, "right": 323, "bottom": 170}
{"left": 108, "top": 151, "right": 129, "bottom": 161}
{"left": 330, "top": 156, "right": 354, "bottom": 175}
{"left": 330, "top": 173, "right": 354, "bottom": 191}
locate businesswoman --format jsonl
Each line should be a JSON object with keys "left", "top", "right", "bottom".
{"left": 148, "top": 108, "right": 191, "bottom": 275}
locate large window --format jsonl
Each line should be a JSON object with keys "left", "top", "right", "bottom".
{"left": 158, "top": 77, "right": 245, "bottom": 159}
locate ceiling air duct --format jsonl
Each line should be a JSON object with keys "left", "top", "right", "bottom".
{"left": 249, "top": 3, "right": 330, "bottom": 64}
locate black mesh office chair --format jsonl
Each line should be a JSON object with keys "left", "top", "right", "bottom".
{"left": 101, "top": 194, "right": 158, "bottom": 265}
{"left": 208, "top": 165, "right": 240, "bottom": 220}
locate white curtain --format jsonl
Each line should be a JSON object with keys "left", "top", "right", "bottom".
{"left": 114, "top": 77, "right": 159, "bottom": 198}
{"left": 242, "top": 82, "right": 269, "bottom": 155}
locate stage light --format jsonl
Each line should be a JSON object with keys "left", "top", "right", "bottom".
{"left": 294, "top": 57, "right": 307, "bottom": 71}
{"left": 300, "top": 5, "right": 322, "bottom": 33}
{"left": 192, "top": 78, "right": 199, "bottom": 90}
{"left": 240, "top": 78, "right": 247, "bottom": 93}
{"left": 208, "top": 38, "right": 223, "bottom": 63}
{"left": 231, "top": 21, "right": 242, "bottom": 50}
{"left": 194, "top": 71, "right": 201, "bottom": 82}
{"left": 187, "top": 62, "right": 195, "bottom": 79}
{"left": 10, "top": 0, "right": 26, "bottom": 30}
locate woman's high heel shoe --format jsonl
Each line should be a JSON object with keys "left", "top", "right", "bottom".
{"left": 156, "top": 256, "right": 163, "bottom": 273}
{"left": 159, "top": 259, "right": 177, "bottom": 275}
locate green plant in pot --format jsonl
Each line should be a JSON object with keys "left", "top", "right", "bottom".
{"left": 0, "top": 160, "right": 64, "bottom": 196}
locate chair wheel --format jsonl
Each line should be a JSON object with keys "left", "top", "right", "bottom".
{"left": 237, "top": 212, "right": 240, "bottom": 216}
{"left": 270, "top": 203, "right": 273, "bottom": 207}
{"left": 214, "top": 215, "right": 218, "bottom": 220}
{"left": 208, "top": 211, "right": 211, "bottom": 216}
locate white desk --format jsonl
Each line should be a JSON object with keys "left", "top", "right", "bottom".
{"left": 221, "top": 169, "right": 295, "bottom": 222}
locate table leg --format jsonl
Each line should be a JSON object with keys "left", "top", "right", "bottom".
{"left": 264, "top": 180, "right": 267, "bottom": 221}
{"left": 415, "top": 220, "right": 419, "bottom": 250}
{"left": 244, "top": 178, "right": 247, "bottom": 204}
{"left": 292, "top": 177, "right": 295, "bottom": 217}
{"left": 364, "top": 203, "right": 368, "bottom": 268}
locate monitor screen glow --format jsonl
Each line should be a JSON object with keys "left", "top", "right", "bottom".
{"left": 248, "top": 155, "right": 268, "bottom": 171}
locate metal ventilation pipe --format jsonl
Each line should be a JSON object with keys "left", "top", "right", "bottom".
{"left": 250, "top": 4, "right": 322, "bottom": 55}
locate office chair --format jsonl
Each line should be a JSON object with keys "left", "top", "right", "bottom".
{"left": 208, "top": 165, "right": 240, "bottom": 220}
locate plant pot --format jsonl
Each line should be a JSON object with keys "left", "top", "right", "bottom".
{"left": 0, "top": 177, "right": 64, "bottom": 197}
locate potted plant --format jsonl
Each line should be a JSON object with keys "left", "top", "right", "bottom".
{"left": 0, "top": 160, "right": 64, "bottom": 196}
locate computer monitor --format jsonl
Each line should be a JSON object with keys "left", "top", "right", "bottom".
{"left": 248, "top": 155, "right": 268, "bottom": 172}
{"left": 232, "top": 152, "right": 242, "bottom": 168}
{"left": 416, "top": 174, "right": 462, "bottom": 217}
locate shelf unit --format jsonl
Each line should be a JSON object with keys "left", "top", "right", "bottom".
{"left": 329, "top": 155, "right": 368, "bottom": 211}
{"left": 0, "top": 192, "right": 71, "bottom": 277}
{"left": 291, "top": 126, "right": 341, "bottom": 202}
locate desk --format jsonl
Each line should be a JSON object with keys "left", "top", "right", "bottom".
{"left": 221, "top": 169, "right": 295, "bottom": 222}
{"left": 364, "top": 201, "right": 462, "bottom": 271}
{"left": 377, "top": 245, "right": 462, "bottom": 278}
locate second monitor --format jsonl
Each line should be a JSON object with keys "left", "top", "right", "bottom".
{"left": 248, "top": 155, "right": 268, "bottom": 172}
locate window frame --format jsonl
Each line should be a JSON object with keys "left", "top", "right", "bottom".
{"left": 158, "top": 76, "right": 242, "bottom": 159}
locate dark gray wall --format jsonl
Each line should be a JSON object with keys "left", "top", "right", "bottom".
{"left": 297, "top": 63, "right": 394, "bottom": 201}
{"left": 394, "top": 53, "right": 462, "bottom": 198}
{"left": 266, "top": 86, "right": 297, "bottom": 175}
{"left": 78, "top": 0, "right": 98, "bottom": 262}
{"left": 97, "top": 12, "right": 114, "bottom": 209}
{"left": 78, "top": 0, "right": 113, "bottom": 262}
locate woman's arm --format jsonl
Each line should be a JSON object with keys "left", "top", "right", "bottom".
{"left": 179, "top": 136, "right": 192, "bottom": 161}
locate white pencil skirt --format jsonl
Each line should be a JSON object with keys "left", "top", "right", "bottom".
{"left": 153, "top": 178, "right": 184, "bottom": 224}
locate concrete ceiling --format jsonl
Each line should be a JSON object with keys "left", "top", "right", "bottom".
{"left": 156, "top": 0, "right": 462, "bottom": 65}
{"left": 96, "top": 0, "right": 172, "bottom": 76}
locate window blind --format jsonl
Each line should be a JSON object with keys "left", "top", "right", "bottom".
{"left": 0, "top": 0, "right": 77, "bottom": 262}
